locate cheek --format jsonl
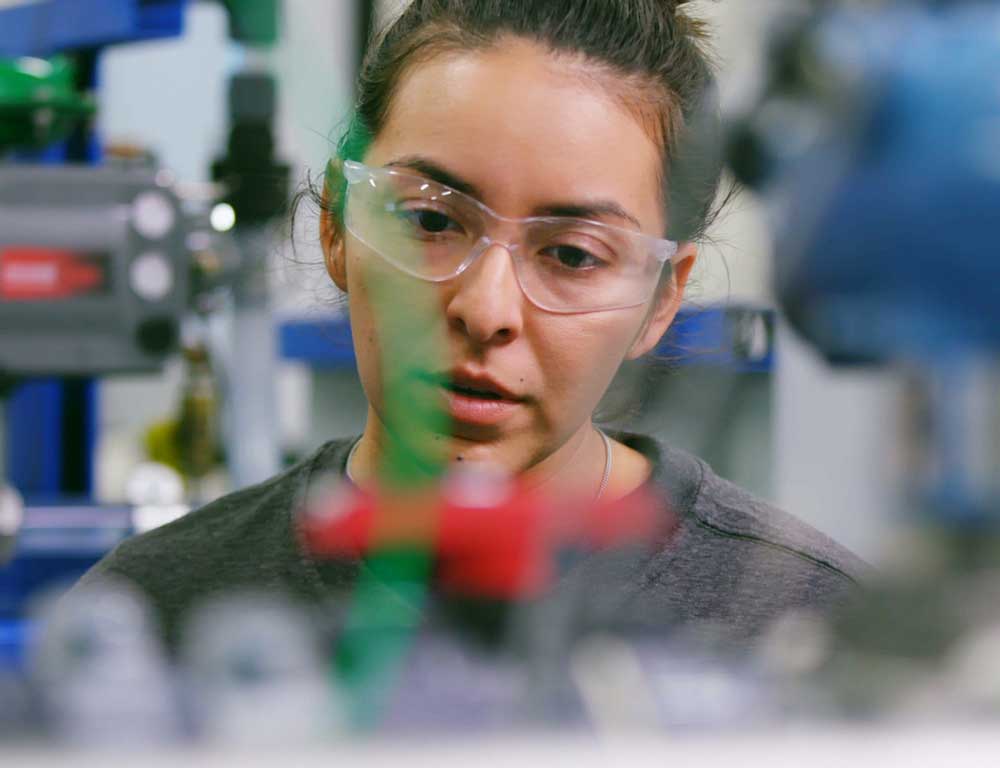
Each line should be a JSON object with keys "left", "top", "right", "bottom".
{"left": 344, "top": 255, "right": 383, "bottom": 406}
{"left": 531, "top": 313, "right": 645, "bottom": 412}
{"left": 344, "top": 245, "right": 450, "bottom": 405}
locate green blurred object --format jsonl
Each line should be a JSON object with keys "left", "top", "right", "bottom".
{"left": 328, "top": 179, "right": 453, "bottom": 725}
{"left": 142, "top": 346, "right": 221, "bottom": 493}
{"left": 0, "top": 56, "right": 94, "bottom": 152}
{"left": 336, "top": 551, "right": 432, "bottom": 727}
{"left": 371, "top": 262, "right": 452, "bottom": 487}
{"left": 175, "top": 345, "right": 221, "bottom": 482}
{"left": 222, "top": 0, "right": 280, "bottom": 46}
{"left": 332, "top": 268, "right": 450, "bottom": 726}
{"left": 144, "top": 420, "right": 184, "bottom": 476}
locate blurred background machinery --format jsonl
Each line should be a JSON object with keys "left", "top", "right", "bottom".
{"left": 730, "top": 0, "right": 1000, "bottom": 534}
{"left": 0, "top": 0, "right": 295, "bottom": 668}
{"left": 0, "top": 163, "right": 189, "bottom": 378}
{"left": 729, "top": 0, "right": 1000, "bottom": 715}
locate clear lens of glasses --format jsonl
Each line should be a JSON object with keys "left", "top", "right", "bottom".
{"left": 343, "top": 164, "right": 673, "bottom": 313}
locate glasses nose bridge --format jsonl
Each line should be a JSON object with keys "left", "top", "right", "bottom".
{"left": 465, "top": 234, "right": 519, "bottom": 281}
{"left": 472, "top": 205, "right": 530, "bottom": 265}
{"left": 459, "top": 209, "right": 532, "bottom": 291}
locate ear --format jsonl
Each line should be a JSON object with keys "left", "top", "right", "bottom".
{"left": 626, "top": 242, "right": 698, "bottom": 360}
{"left": 320, "top": 163, "right": 349, "bottom": 293}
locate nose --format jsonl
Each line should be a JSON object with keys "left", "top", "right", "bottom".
{"left": 444, "top": 241, "right": 524, "bottom": 347}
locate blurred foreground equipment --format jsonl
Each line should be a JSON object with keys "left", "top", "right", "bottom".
{"left": 730, "top": 0, "right": 1000, "bottom": 717}
{"left": 299, "top": 469, "right": 678, "bottom": 729}
{"left": 6, "top": 477, "right": 701, "bottom": 746}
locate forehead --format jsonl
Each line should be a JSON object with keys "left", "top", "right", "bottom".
{"left": 366, "top": 38, "right": 665, "bottom": 232}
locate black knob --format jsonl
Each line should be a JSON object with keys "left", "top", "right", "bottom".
{"left": 136, "top": 317, "right": 178, "bottom": 356}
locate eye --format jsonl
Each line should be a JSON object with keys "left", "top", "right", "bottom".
{"left": 542, "top": 245, "right": 605, "bottom": 271}
{"left": 391, "top": 204, "right": 464, "bottom": 236}
{"left": 412, "top": 209, "right": 454, "bottom": 233}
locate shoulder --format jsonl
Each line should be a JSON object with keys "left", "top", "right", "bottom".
{"left": 620, "top": 431, "right": 868, "bottom": 580}
{"left": 71, "top": 439, "right": 356, "bottom": 634}
{"left": 614, "top": 432, "right": 869, "bottom": 634}
{"left": 96, "top": 442, "right": 331, "bottom": 567}
{"left": 692, "top": 458, "right": 869, "bottom": 585}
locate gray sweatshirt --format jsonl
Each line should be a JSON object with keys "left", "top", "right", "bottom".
{"left": 72, "top": 433, "right": 867, "bottom": 653}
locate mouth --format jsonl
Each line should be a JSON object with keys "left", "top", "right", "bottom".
{"left": 442, "top": 380, "right": 506, "bottom": 401}
{"left": 419, "top": 369, "right": 525, "bottom": 426}
{"left": 423, "top": 370, "right": 522, "bottom": 402}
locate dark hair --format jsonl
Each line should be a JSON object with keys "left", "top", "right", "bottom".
{"left": 304, "top": 0, "right": 728, "bottom": 244}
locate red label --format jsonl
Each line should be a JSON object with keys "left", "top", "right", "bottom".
{"left": 0, "top": 248, "right": 105, "bottom": 301}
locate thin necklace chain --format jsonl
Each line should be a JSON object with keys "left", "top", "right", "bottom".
{"left": 595, "top": 428, "right": 613, "bottom": 501}
{"left": 345, "top": 429, "right": 613, "bottom": 501}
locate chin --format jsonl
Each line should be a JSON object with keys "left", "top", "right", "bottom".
{"left": 444, "top": 436, "right": 504, "bottom": 463}
{"left": 432, "top": 432, "right": 518, "bottom": 469}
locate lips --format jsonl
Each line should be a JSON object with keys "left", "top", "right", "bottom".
{"left": 444, "top": 370, "right": 521, "bottom": 402}
{"left": 421, "top": 368, "right": 525, "bottom": 427}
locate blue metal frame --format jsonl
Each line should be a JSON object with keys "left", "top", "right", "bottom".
{"left": 4, "top": 381, "right": 64, "bottom": 496}
{"left": 280, "top": 316, "right": 359, "bottom": 370}
{"left": 0, "top": 0, "right": 187, "bottom": 58}
{"left": 279, "top": 307, "right": 776, "bottom": 374}
{"left": 0, "top": 620, "right": 33, "bottom": 670}
{"left": 0, "top": 503, "right": 132, "bottom": 671}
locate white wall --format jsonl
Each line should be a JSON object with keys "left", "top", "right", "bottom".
{"left": 773, "top": 325, "right": 902, "bottom": 562}
{"left": 685, "top": 0, "right": 775, "bottom": 306}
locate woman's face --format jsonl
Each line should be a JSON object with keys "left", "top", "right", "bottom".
{"left": 325, "top": 38, "right": 695, "bottom": 473}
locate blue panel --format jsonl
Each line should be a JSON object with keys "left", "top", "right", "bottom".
{"left": 279, "top": 307, "right": 775, "bottom": 373}
{"left": 0, "top": 620, "right": 32, "bottom": 671}
{"left": 0, "top": 551, "right": 107, "bottom": 616}
{"left": 662, "top": 307, "right": 775, "bottom": 374}
{"left": 0, "top": 502, "right": 128, "bottom": 617}
{"left": 0, "top": 0, "right": 186, "bottom": 57}
{"left": 11, "top": 143, "right": 68, "bottom": 164}
{"left": 5, "top": 381, "right": 63, "bottom": 495}
{"left": 280, "top": 318, "right": 359, "bottom": 370}
{"left": 137, "top": 0, "right": 187, "bottom": 37}
{"left": 0, "top": 504, "right": 132, "bottom": 666}
{"left": 84, "top": 379, "right": 98, "bottom": 494}
{"left": 663, "top": 308, "right": 727, "bottom": 362}
{"left": 0, "top": 0, "right": 133, "bottom": 57}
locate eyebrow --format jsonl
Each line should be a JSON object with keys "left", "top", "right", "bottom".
{"left": 385, "top": 156, "right": 484, "bottom": 199}
{"left": 384, "top": 155, "right": 644, "bottom": 231}
{"left": 534, "top": 202, "right": 642, "bottom": 231}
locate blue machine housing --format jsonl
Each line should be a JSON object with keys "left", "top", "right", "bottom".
{"left": 279, "top": 308, "right": 775, "bottom": 375}
{"left": 771, "top": 4, "right": 1000, "bottom": 364}
{"left": 0, "top": 0, "right": 187, "bottom": 58}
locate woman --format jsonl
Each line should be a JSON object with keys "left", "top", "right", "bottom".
{"left": 77, "top": 0, "right": 865, "bottom": 651}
